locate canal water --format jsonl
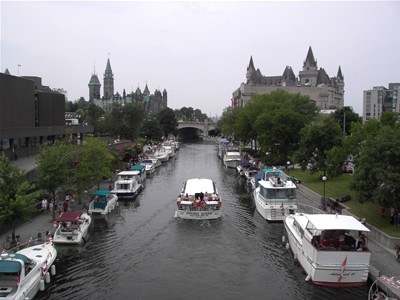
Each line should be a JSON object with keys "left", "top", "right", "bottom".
{"left": 39, "top": 142, "right": 368, "bottom": 300}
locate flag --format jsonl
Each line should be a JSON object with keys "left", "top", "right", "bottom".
{"left": 338, "top": 256, "right": 347, "bottom": 283}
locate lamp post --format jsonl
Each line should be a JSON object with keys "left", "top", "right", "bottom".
{"left": 286, "top": 161, "right": 290, "bottom": 176}
{"left": 322, "top": 175, "right": 327, "bottom": 210}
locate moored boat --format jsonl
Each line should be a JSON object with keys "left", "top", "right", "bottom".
{"left": 253, "top": 173, "right": 297, "bottom": 221}
{"left": 140, "top": 159, "right": 156, "bottom": 175}
{"left": 53, "top": 212, "right": 91, "bottom": 245}
{"left": 153, "top": 148, "right": 169, "bottom": 163}
{"left": 0, "top": 242, "right": 57, "bottom": 299}
{"left": 88, "top": 190, "right": 118, "bottom": 215}
{"left": 175, "top": 178, "right": 222, "bottom": 220}
{"left": 284, "top": 213, "right": 371, "bottom": 287}
{"left": 130, "top": 165, "right": 147, "bottom": 183}
{"left": 111, "top": 171, "right": 142, "bottom": 199}
{"left": 223, "top": 149, "right": 241, "bottom": 168}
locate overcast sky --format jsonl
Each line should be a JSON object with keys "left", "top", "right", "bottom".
{"left": 1, "top": 1, "right": 399, "bottom": 117}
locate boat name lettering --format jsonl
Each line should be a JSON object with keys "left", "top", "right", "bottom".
{"left": 329, "top": 272, "right": 355, "bottom": 277}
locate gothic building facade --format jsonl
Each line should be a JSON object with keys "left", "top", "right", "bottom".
{"left": 88, "top": 58, "right": 168, "bottom": 115}
{"left": 232, "top": 46, "right": 344, "bottom": 110}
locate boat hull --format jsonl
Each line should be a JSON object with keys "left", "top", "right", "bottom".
{"left": 53, "top": 214, "right": 91, "bottom": 245}
{"left": 224, "top": 159, "right": 240, "bottom": 168}
{"left": 284, "top": 215, "right": 370, "bottom": 287}
{"left": 174, "top": 209, "right": 221, "bottom": 220}
{"left": 253, "top": 189, "right": 297, "bottom": 221}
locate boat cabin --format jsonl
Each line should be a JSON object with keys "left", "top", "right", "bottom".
{"left": 296, "top": 214, "right": 370, "bottom": 252}
{"left": 258, "top": 178, "right": 296, "bottom": 202}
{"left": 92, "top": 190, "right": 112, "bottom": 210}
{"left": 262, "top": 168, "right": 283, "bottom": 181}
{"left": 0, "top": 253, "right": 35, "bottom": 295}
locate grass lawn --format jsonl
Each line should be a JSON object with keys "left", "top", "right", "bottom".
{"left": 288, "top": 169, "right": 400, "bottom": 238}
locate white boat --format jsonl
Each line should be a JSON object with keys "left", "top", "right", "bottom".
{"left": 111, "top": 170, "right": 142, "bottom": 199}
{"left": 88, "top": 190, "right": 118, "bottom": 215}
{"left": 236, "top": 161, "right": 252, "bottom": 177}
{"left": 0, "top": 242, "right": 57, "bottom": 299}
{"left": 175, "top": 178, "right": 222, "bottom": 220}
{"left": 140, "top": 159, "right": 156, "bottom": 175}
{"left": 153, "top": 148, "right": 169, "bottom": 163}
{"left": 53, "top": 212, "right": 91, "bottom": 245}
{"left": 162, "top": 145, "right": 175, "bottom": 158}
{"left": 148, "top": 157, "right": 161, "bottom": 168}
{"left": 253, "top": 173, "right": 297, "bottom": 221}
{"left": 244, "top": 168, "right": 259, "bottom": 184}
{"left": 130, "top": 165, "right": 147, "bottom": 183}
{"left": 223, "top": 150, "right": 241, "bottom": 168}
{"left": 284, "top": 213, "right": 371, "bottom": 287}
{"left": 250, "top": 173, "right": 262, "bottom": 191}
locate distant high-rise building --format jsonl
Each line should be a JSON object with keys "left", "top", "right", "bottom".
{"left": 232, "top": 46, "right": 345, "bottom": 109}
{"left": 363, "top": 83, "right": 400, "bottom": 121}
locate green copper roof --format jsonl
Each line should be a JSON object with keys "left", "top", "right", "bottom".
{"left": 4, "top": 68, "right": 10, "bottom": 75}
{"left": 88, "top": 74, "right": 101, "bottom": 85}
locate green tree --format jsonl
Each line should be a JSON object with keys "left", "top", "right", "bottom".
{"left": 331, "top": 106, "right": 362, "bottom": 136}
{"left": 71, "top": 137, "right": 114, "bottom": 202}
{"left": 295, "top": 116, "right": 343, "bottom": 173}
{"left": 86, "top": 102, "right": 105, "bottom": 127}
{"left": 158, "top": 108, "right": 178, "bottom": 137}
{"left": 217, "top": 106, "right": 239, "bottom": 138}
{"left": 122, "top": 103, "right": 144, "bottom": 140}
{"left": 141, "top": 117, "right": 163, "bottom": 142}
{"left": 36, "top": 142, "right": 74, "bottom": 220}
{"left": 351, "top": 124, "right": 400, "bottom": 207}
{"left": 0, "top": 154, "right": 37, "bottom": 237}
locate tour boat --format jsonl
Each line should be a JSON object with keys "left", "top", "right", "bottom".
{"left": 88, "top": 189, "right": 118, "bottom": 215}
{"left": 253, "top": 173, "right": 297, "bottom": 221}
{"left": 0, "top": 242, "right": 57, "bottom": 299}
{"left": 175, "top": 178, "right": 222, "bottom": 220}
{"left": 284, "top": 213, "right": 371, "bottom": 287}
{"left": 140, "top": 159, "right": 156, "bottom": 175}
{"left": 53, "top": 212, "right": 91, "bottom": 245}
{"left": 223, "top": 149, "right": 241, "bottom": 168}
{"left": 111, "top": 170, "right": 142, "bottom": 199}
{"left": 162, "top": 145, "right": 175, "bottom": 158}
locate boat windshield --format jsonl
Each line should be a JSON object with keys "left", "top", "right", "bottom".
{"left": 260, "top": 186, "right": 296, "bottom": 200}
{"left": 116, "top": 183, "right": 131, "bottom": 190}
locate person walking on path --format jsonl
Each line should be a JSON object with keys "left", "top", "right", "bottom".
{"left": 41, "top": 198, "right": 48, "bottom": 213}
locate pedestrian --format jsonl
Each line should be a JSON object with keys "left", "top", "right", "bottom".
{"left": 49, "top": 200, "right": 54, "bottom": 213}
{"left": 41, "top": 198, "right": 48, "bottom": 213}
{"left": 63, "top": 200, "right": 69, "bottom": 213}
{"left": 380, "top": 206, "right": 385, "bottom": 218}
{"left": 390, "top": 207, "right": 395, "bottom": 225}
{"left": 394, "top": 208, "right": 400, "bottom": 226}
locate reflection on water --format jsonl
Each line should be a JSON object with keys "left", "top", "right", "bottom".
{"left": 38, "top": 141, "right": 368, "bottom": 300}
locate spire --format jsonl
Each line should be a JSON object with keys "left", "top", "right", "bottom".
{"left": 105, "top": 58, "right": 113, "bottom": 75}
{"left": 337, "top": 66, "right": 344, "bottom": 80}
{"left": 248, "top": 56, "right": 255, "bottom": 71}
{"left": 304, "top": 46, "right": 317, "bottom": 67}
{"left": 4, "top": 68, "right": 10, "bottom": 75}
{"left": 144, "top": 82, "right": 150, "bottom": 95}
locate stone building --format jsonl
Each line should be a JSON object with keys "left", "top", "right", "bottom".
{"left": 89, "top": 58, "right": 167, "bottom": 115}
{"left": 363, "top": 83, "right": 400, "bottom": 121}
{"left": 232, "top": 46, "right": 344, "bottom": 110}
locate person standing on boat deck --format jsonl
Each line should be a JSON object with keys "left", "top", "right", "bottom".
{"left": 357, "top": 232, "right": 366, "bottom": 251}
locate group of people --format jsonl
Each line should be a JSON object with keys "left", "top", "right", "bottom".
{"left": 40, "top": 197, "right": 53, "bottom": 213}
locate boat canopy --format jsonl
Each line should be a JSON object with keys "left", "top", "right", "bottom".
{"left": 239, "top": 161, "right": 252, "bottom": 167}
{"left": 131, "top": 165, "right": 145, "bottom": 172}
{"left": 60, "top": 212, "right": 83, "bottom": 222}
{"left": 0, "top": 254, "right": 29, "bottom": 273}
{"left": 305, "top": 214, "right": 370, "bottom": 232}
{"left": 92, "top": 190, "right": 109, "bottom": 197}
{"left": 219, "top": 139, "right": 230, "bottom": 144}
{"left": 183, "top": 178, "right": 216, "bottom": 195}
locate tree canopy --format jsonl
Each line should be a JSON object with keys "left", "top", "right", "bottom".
{"left": 0, "top": 154, "right": 37, "bottom": 234}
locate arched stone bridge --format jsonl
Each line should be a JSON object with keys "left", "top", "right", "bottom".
{"left": 177, "top": 120, "right": 216, "bottom": 136}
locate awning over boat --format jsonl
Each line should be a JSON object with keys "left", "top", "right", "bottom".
{"left": 219, "top": 139, "right": 229, "bottom": 144}
{"left": 0, "top": 254, "right": 28, "bottom": 273}
{"left": 92, "top": 190, "right": 109, "bottom": 197}
{"left": 184, "top": 178, "right": 216, "bottom": 195}
{"left": 305, "top": 214, "right": 370, "bottom": 232}
{"left": 60, "top": 212, "right": 83, "bottom": 222}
